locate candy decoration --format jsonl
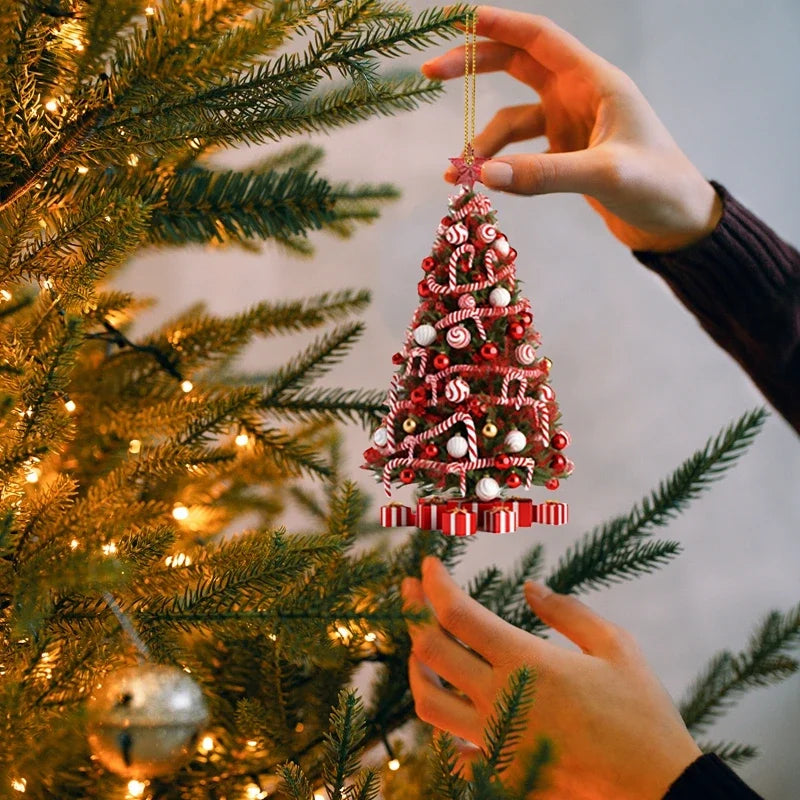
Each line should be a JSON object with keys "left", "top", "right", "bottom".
{"left": 515, "top": 343, "right": 536, "bottom": 365}
{"left": 477, "top": 222, "right": 498, "bottom": 243}
{"left": 482, "top": 422, "right": 498, "bottom": 438}
{"left": 446, "top": 435, "right": 469, "bottom": 459}
{"left": 458, "top": 294, "right": 477, "bottom": 309}
{"left": 446, "top": 325, "right": 471, "bottom": 349}
{"left": 372, "top": 427, "right": 388, "bottom": 447}
{"left": 551, "top": 431, "right": 571, "bottom": 450}
{"left": 441, "top": 508, "right": 478, "bottom": 537}
{"left": 445, "top": 221, "right": 469, "bottom": 245}
{"left": 87, "top": 664, "right": 208, "bottom": 778}
{"left": 380, "top": 503, "right": 416, "bottom": 527}
{"left": 402, "top": 418, "right": 416, "bottom": 433}
{"left": 413, "top": 324, "right": 436, "bottom": 347}
{"left": 489, "top": 287, "right": 511, "bottom": 307}
{"left": 504, "top": 429, "right": 526, "bottom": 453}
{"left": 444, "top": 377, "right": 470, "bottom": 404}
{"left": 494, "top": 236, "right": 510, "bottom": 257}
{"left": 475, "top": 476, "right": 500, "bottom": 501}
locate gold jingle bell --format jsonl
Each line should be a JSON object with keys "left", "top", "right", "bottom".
{"left": 482, "top": 422, "right": 498, "bottom": 438}
{"left": 402, "top": 418, "right": 417, "bottom": 433}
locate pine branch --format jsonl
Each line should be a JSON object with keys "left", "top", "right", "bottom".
{"left": 699, "top": 741, "right": 759, "bottom": 767}
{"left": 262, "top": 387, "right": 385, "bottom": 427}
{"left": 547, "top": 409, "right": 766, "bottom": 596}
{"left": 680, "top": 603, "right": 800, "bottom": 734}
{"left": 429, "top": 732, "right": 468, "bottom": 800}
{"left": 484, "top": 665, "right": 536, "bottom": 774}
{"left": 323, "top": 690, "right": 367, "bottom": 800}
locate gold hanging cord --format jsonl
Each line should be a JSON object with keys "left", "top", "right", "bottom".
{"left": 463, "top": 7, "right": 478, "bottom": 165}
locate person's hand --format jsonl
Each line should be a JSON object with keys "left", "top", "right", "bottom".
{"left": 402, "top": 556, "right": 702, "bottom": 799}
{"left": 422, "top": 6, "right": 723, "bottom": 252}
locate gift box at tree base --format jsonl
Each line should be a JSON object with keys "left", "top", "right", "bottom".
{"left": 363, "top": 183, "right": 573, "bottom": 536}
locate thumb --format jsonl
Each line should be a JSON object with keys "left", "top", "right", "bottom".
{"left": 481, "top": 150, "right": 607, "bottom": 196}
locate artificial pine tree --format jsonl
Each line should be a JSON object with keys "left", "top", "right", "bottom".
{"left": 0, "top": 3, "right": 797, "bottom": 800}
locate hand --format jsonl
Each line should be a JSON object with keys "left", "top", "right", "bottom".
{"left": 402, "top": 556, "right": 702, "bottom": 799}
{"left": 422, "top": 6, "right": 723, "bottom": 252}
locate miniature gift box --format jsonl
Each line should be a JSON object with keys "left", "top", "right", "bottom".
{"left": 416, "top": 498, "right": 448, "bottom": 530}
{"left": 536, "top": 501, "right": 569, "bottom": 526}
{"left": 441, "top": 508, "right": 478, "bottom": 537}
{"left": 484, "top": 506, "right": 518, "bottom": 534}
{"left": 380, "top": 503, "right": 415, "bottom": 527}
{"left": 507, "top": 497, "right": 535, "bottom": 527}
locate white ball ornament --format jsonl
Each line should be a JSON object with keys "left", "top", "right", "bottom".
{"left": 372, "top": 427, "right": 388, "bottom": 448}
{"left": 504, "top": 429, "right": 527, "bottom": 453}
{"left": 413, "top": 324, "right": 436, "bottom": 347}
{"left": 446, "top": 435, "right": 469, "bottom": 459}
{"left": 475, "top": 476, "right": 501, "bottom": 501}
{"left": 489, "top": 287, "right": 511, "bottom": 308}
{"left": 493, "top": 236, "right": 510, "bottom": 257}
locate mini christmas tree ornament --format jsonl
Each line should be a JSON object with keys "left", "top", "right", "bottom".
{"left": 365, "top": 8, "right": 572, "bottom": 533}
{"left": 87, "top": 664, "right": 208, "bottom": 778}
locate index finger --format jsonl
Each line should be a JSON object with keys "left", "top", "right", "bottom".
{"left": 476, "top": 6, "right": 605, "bottom": 74}
{"left": 421, "top": 556, "right": 532, "bottom": 663}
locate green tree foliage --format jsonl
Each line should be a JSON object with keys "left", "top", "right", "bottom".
{"left": 0, "top": 2, "right": 796, "bottom": 799}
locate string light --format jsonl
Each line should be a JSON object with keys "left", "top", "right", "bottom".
{"left": 101, "top": 541, "right": 117, "bottom": 556}
{"left": 44, "top": 98, "right": 59, "bottom": 112}
{"left": 71, "top": 37, "right": 84, "bottom": 52}
{"left": 76, "top": 165, "right": 89, "bottom": 174}
{"left": 144, "top": 5, "right": 155, "bottom": 14}
{"left": 199, "top": 735, "right": 215, "bottom": 753}
{"left": 70, "top": 538, "right": 79, "bottom": 550}
{"left": 129, "top": 439, "right": 142, "bottom": 454}
{"left": 25, "top": 464, "right": 41, "bottom": 484}
{"left": 245, "top": 739, "right": 259, "bottom": 750}
{"left": 172, "top": 503, "right": 189, "bottom": 521}
{"left": 235, "top": 432, "right": 249, "bottom": 447}
{"left": 313, "top": 792, "right": 326, "bottom": 800}
{"left": 267, "top": 633, "right": 277, "bottom": 642}
{"left": 189, "top": 137, "right": 202, "bottom": 149}
{"left": 126, "top": 779, "right": 147, "bottom": 798}
{"left": 294, "top": 722, "right": 304, "bottom": 733}
{"left": 364, "top": 632, "right": 377, "bottom": 642}
{"left": 165, "top": 552, "right": 192, "bottom": 567}
{"left": 180, "top": 379, "right": 194, "bottom": 393}
{"left": 388, "top": 758, "right": 400, "bottom": 771}
{"left": 0, "top": 289, "right": 11, "bottom": 301}
{"left": 127, "top": 153, "right": 140, "bottom": 167}
{"left": 245, "top": 784, "right": 265, "bottom": 800}
{"left": 11, "top": 778, "right": 26, "bottom": 792}
{"left": 64, "top": 398, "right": 77, "bottom": 413}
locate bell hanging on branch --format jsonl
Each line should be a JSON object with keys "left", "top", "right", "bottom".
{"left": 87, "top": 663, "right": 209, "bottom": 778}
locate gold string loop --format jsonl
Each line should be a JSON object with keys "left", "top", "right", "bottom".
{"left": 463, "top": 7, "right": 478, "bottom": 165}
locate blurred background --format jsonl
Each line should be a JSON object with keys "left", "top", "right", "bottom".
{"left": 117, "top": 1, "right": 800, "bottom": 795}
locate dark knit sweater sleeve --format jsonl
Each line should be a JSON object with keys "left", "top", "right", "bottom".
{"left": 664, "top": 754, "right": 764, "bottom": 799}
{"left": 633, "top": 182, "right": 800, "bottom": 434}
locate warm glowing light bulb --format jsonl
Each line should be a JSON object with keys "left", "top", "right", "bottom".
{"left": 199, "top": 735, "right": 214, "bottom": 753}
{"left": 127, "top": 779, "right": 147, "bottom": 798}
{"left": 0, "top": 289, "right": 11, "bottom": 301}
{"left": 172, "top": 503, "right": 189, "bottom": 521}
{"left": 144, "top": 5, "right": 155, "bottom": 15}
{"left": 127, "top": 153, "right": 139, "bottom": 167}
{"left": 313, "top": 792, "right": 326, "bottom": 800}
{"left": 235, "top": 432, "right": 249, "bottom": 447}
{"left": 44, "top": 98, "right": 58, "bottom": 112}
{"left": 294, "top": 722, "right": 304, "bottom": 733}
{"left": 245, "top": 784, "right": 263, "bottom": 799}
{"left": 64, "top": 399, "right": 76, "bottom": 413}
{"left": 388, "top": 758, "right": 400, "bottom": 771}
{"left": 76, "top": 165, "right": 89, "bottom": 174}
{"left": 364, "top": 631, "right": 377, "bottom": 642}
{"left": 246, "top": 739, "right": 259, "bottom": 749}
{"left": 25, "top": 466, "right": 40, "bottom": 484}
{"left": 336, "top": 625, "right": 350, "bottom": 639}
{"left": 72, "top": 38, "right": 84, "bottom": 51}
{"left": 102, "top": 541, "right": 117, "bottom": 556}
{"left": 70, "top": 539, "right": 79, "bottom": 550}
{"left": 129, "top": 439, "right": 142, "bottom": 454}
{"left": 11, "top": 777, "right": 26, "bottom": 792}
{"left": 181, "top": 380, "right": 193, "bottom": 393}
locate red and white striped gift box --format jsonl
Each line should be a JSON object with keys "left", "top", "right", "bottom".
{"left": 441, "top": 508, "right": 477, "bottom": 537}
{"left": 536, "top": 501, "right": 569, "bottom": 526}
{"left": 380, "top": 503, "right": 416, "bottom": 528}
{"left": 484, "top": 507, "right": 518, "bottom": 534}
{"left": 477, "top": 501, "right": 503, "bottom": 529}
{"left": 445, "top": 499, "right": 480, "bottom": 514}
{"left": 416, "top": 499, "right": 447, "bottom": 530}
{"left": 507, "top": 498, "right": 535, "bottom": 527}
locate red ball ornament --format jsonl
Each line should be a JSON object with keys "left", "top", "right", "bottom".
{"left": 509, "top": 248, "right": 518, "bottom": 260}
{"left": 391, "top": 352, "right": 405, "bottom": 365}
{"left": 410, "top": 386, "right": 427, "bottom": 404}
{"left": 417, "top": 280, "right": 432, "bottom": 297}
{"left": 399, "top": 468, "right": 415, "bottom": 484}
{"left": 433, "top": 353, "right": 450, "bottom": 370}
{"left": 363, "top": 447, "right": 381, "bottom": 464}
{"left": 480, "top": 343, "right": 499, "bottom": 360}
{"left": 422, "top": 256, "right": 436, "bottom": 272}
{"left": 550, "top": 453, "right": 568, "bottom": 473}
{"left": 423, "top": 443, "right": 438, "bottom": 458}
{"left": 545, "top": 477, "right": 560, "bottom": 491}
{"left": 508, "top": 322, "right": 526, "bottom": 340}
{"left": 440, "top": 217, "right": 452, "bottom": 227}
{"left": 519, "top": 312, "right": 533, "bottom": 327}
{"left": 494, "top": 454, "right": 512, "bottom": 470}
{"left": 551, "top": 432, "right": 569, "bottom": 451}
{"left": 506, "top": 473, "right": 522, "bottom": 488}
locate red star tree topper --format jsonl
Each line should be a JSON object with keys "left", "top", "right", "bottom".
{"left": 364, "top": 186, "right": 573, "bottom": 534}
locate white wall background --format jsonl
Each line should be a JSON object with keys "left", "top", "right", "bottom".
{"left": 120, "top": 1, "right": 800, "bottom": 795}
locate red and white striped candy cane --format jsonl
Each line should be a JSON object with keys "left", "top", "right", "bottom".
{"left": 484, "top": 248, "right": 497, "bottom": 283}
{"left": 501, "top": 369, "right": 528, "bottom": 409}
{"left": 414, "top": 410, "right": 479, "bottom": 461}
{"left": 435, "top": 308, "right": 486, "bottom": 340}
{"left": 426, "top": 262, "right": 516, "bottom": 296}
{"left": 448, "top": 243, "right": 474, "bottom": 289}
{"left": 538, "top": 383, "right": 555, "bottom": 401}
{"left": 450, "top": 193, "right": 493, "bottom": 221}
{"left": 385, "top": 375, "right": 401, "bottom": 449}
{"left": 406, "top": 347, "right": 428, "bottom": 377}
{"left": 534, "top": 400, "right": 551, "bottom": 441}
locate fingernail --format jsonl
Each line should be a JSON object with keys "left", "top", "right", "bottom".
{"left": 482, "top": 160, "right": 513, "bottom": 188}
{"left": 525, "top": 580, "right": 552, "bottom": 600}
